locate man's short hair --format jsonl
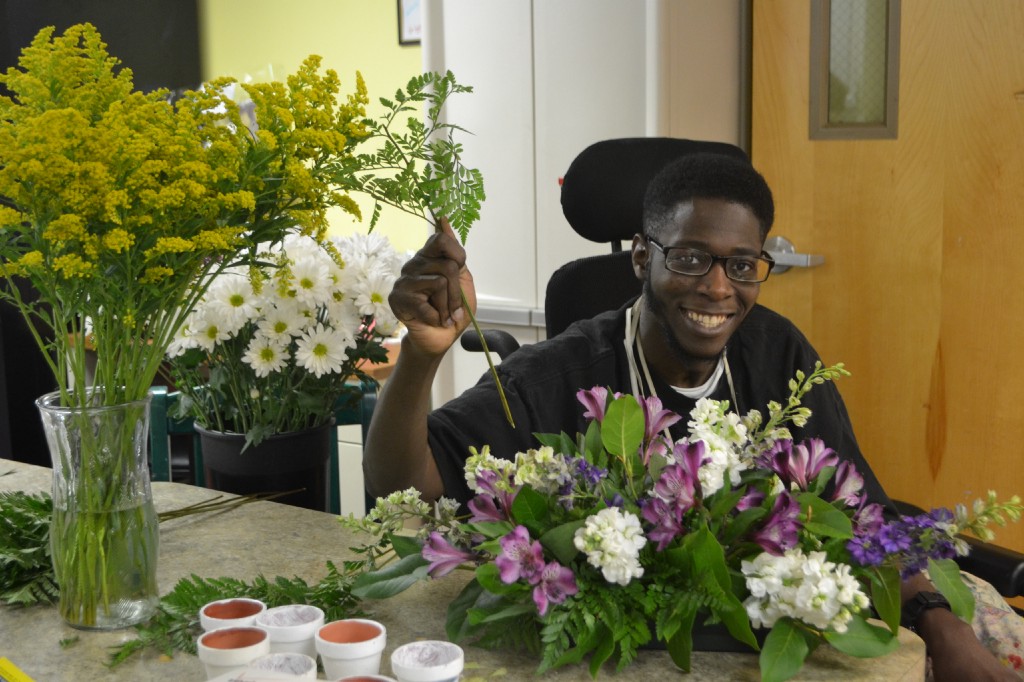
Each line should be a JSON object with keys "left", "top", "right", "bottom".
{"left": 642, "top": 153, "right": 775, "bottom": 240}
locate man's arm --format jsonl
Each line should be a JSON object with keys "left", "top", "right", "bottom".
{"left": 900, "top": 572, "right": 1017, "bottom": 681}
{"left": 362, "top": 220, "right": 474, "bottom": 502}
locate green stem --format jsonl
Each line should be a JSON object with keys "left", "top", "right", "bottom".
{"left": 458, "top": 289, "right": 514, "bottom": 428}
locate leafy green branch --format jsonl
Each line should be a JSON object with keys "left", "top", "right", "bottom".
{"left": 329, "top": 71, "right": 514, "bottom": 427}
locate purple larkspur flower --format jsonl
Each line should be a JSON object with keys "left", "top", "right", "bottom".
{"left": 641, "top": 497, "right": 685, "bottom": 550}
{"left": 878, "top": 522, "right": 913, "bottom": 553}
{"left": 848, "top": 534, "right": 885, "bottom": 566}
{"left": 831, "top": 460, "right": 865, "bottom": 507}
{"left": 751, "top": 492, "right": 801, "bottom": 555}
{"left": 495, "top": 525, "right": 545, "bottom": 584}
{"left": 574, "top": 457, "right": 607, "bottom": 488}
{"left": 422, "top": 532, "right": 476, "bottom": 577}
{"left": 577, "top": 386, "right": 612, "bottom": 421}
{"left": 532, "top": 561, "right": 578, "bottom": 616}
{"left": 767, "top": 438, "right": 838, "bottom": 491}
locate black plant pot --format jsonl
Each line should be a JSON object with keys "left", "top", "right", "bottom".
{"left": 196, "top": 420, "right": 333, "bottom": 512}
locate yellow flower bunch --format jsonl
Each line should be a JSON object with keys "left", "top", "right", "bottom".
{"left": 0, "top": 23, "right": 369, "bottom": 407}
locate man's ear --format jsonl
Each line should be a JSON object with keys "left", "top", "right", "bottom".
{"left": 631, "top": 233, "right": 649, "bottom": 281}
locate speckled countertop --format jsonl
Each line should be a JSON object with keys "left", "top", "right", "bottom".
{"left": 0, "top": 460, "right": 925, "bottom": 681}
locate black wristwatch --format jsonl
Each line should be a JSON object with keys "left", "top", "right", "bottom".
{"left": 901, "top": 591, "right": 952, "bottom": 631}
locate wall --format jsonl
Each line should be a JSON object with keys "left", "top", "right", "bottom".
{"left": 199, "top": 0, "right": 426, "bottom": 253}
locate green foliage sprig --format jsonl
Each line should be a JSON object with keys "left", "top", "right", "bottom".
{"left": 108, "top": 562, "right": 365, "bottom": 667}
{"left": 0, "top": 492, "right": 58, "bottom": 606}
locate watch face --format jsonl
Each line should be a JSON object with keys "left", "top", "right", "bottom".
{"left": 902, "top": 591, "right": 951, "bottom": 630}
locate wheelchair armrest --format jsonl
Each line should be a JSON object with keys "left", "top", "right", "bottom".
{"left": 956, "top": 535, "right": 1024, "bottom": 599}
{"left": 459, "top": 329, "right": 521, "bottom": 361}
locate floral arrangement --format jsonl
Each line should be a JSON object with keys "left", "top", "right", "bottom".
{"left": 165, "top": 232, "right": 404, "bottom": 446}
{"left": 0, "top": 23, "right": 370, "bottom": 410}
{"left": 347, "top": 364, "right": 1022, "bottom": 681}
{"left": 0, "top": 22, "right": 369, "bottom": 627}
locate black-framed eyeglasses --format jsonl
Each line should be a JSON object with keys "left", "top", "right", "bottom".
{"left": 646, "top": 236, "right": 774, "bottom": 283}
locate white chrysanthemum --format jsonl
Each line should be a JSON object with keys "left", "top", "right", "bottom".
{"left": 242, "top": 334, "right": 289, "bottom": 378}
{"left": 187, "top": 312, "right": 232, "bottom": 352}
{"left": 285, "top": 249, "right": 333, "bottom": 307}
{"left": 513, "top": 446, "right": 573, "bottom": 494}
{"left": 741, "top": 549, "right": 869, "bottom": 633}
{"left": 294, "top": 323, "right": 353, "bottom": 378}
{"left": 573, "top": 507, "right": 647, "bottom": 586}
{"left": 257, "top": 300, "right": 309, "bottom": 340}
{"left": 352, "top": 268, "right": 397, "bottom": 319}
{"left": 204, "top": 267, "right": 258, "bottom": 333}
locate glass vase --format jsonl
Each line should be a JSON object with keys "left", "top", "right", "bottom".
{"left": 36, "top": 389, "right": 159, "bottom": 630}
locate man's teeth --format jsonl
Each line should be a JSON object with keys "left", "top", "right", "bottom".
{"left": 687, "top": 312, "right": 728, "bottom": 328}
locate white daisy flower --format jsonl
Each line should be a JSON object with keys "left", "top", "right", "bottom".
{"left": 188, "top": 312, "right": 232, "bottom": 352}
{"left": 204, "top": 267, "right": 258, "bottom": 333}
{"left": 257, "top": 300, "right": 309, "bottom": 341}
{"left": 242, "top": 334, "right": 289, "bottom": 378}
{"left": 286, "top": 250, "right": 332, "bottom": 308}
{"left": 294, "top": 323, "right": 353, "bottom": 378}
{"left": 353, "top": 268, "right": 397, "bottom": 319}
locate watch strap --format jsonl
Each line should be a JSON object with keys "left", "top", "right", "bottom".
{"left": 901, "top": 591, "right": 952, "bottom": 631}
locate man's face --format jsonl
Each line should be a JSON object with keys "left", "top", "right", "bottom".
{"left": 631, "top": 197, "right": 764, "bottom": 385}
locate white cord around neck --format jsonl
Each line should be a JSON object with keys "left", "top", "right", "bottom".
{"left": 624, "top": 297, "right": 739, "bottom": 412}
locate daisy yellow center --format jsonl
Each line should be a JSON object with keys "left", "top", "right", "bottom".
{"left": 299, "top": 277, "right": 314, "bottom": 290}
{"left": 371, "top": 292, "right": 384, "bottom": 304}
{"left": 273, "top": 321, "right": 288, "bottom": 334}
{"left": 229, "top": 294, "right": 245, "bottom": 307}
{"left": 313, "top": 342, "right": 329, "bottom": 357}
{"left": 204, "top": 326, "right": 219, "bottom": 340}
{"left": 259, "top": 347, "right": 276, "bottom": 361}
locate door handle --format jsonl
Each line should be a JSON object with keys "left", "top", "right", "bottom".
{"left": 764, "top": 236, "right": 824, "bottom": 274}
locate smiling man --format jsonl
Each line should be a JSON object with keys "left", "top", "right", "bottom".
{"left": 363, "top": 152, "right": 1018, "bottom": 681}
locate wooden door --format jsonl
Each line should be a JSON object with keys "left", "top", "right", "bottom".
{"left": 751, "top": 1, "right": 1024, "bottom": 554}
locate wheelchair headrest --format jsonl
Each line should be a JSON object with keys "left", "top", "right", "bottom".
{"left": 559, "top": 137, "right": 749, "bottom": 244}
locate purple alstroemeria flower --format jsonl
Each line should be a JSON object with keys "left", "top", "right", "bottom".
{"left": 495, "top": 525, "right": 545, "bottom": 584}
{"left": 472, "top": 468, "right": 505, "bottom": 498}
{"left": 853, "top": 502, "right": 885, "bottom": 536}
{"left": 641, "top": 497, "right": 685, "bottom": 551}
{"left": 468, "top": 494, "right": 505, "bottom": 523}
{"left": 653, "top": 463, "right": 699, "bottom": 512}
{"left": 532, "top": 561, "right": 578, "bottom": 616}
{"left": 672, "top": 439, "right": 708, "bottom": 476}
{"left": 422, "top": 532, "right": 477, "bottom": 577}
{"left": 831, "top": 460, "right": 865, "bottom": 507}
{"left": 577, "top": 386, "right": 612, "bottom": 421}
{"left": 751, "top": 492, "right": 801, "bottom": 555}
{"left": 767, "top": 438, "right": 839, "bottom": 491}
{"left": 640, "top": 395, "right": 682, "bottom": 464}
{"left": 736, "top": 488, "right": 766, "bottom": 512}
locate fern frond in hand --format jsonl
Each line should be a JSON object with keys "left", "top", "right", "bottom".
{"left": 330, "top": 70, "right": 486, "bottom": 243}
{"left": 0, "top": 491, "right": 59, "bottom": 606}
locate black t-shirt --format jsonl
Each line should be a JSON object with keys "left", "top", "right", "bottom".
{"left": 428, "top": 302, "right": 892, "bottom": 510}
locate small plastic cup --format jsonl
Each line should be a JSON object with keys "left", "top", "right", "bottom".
{"left": 390, "top": 640, "right": 464, "bottom": 682}
{"left": 200, "top": 597, "right": 266, "bottom": 631}
{"left": 197, "top": 626, "right": 271, "bottom": 680}
{"left": 315, "top": 618, "right": 387, "bottom": 679}
{"left": 248, "top": 651, "right": 318, "bottom": 679}
{"left": 336, "top": 676, "right": 399, "bottom": 682}
{"left": 254, "top": 604, "right": 325, "bottom": 659}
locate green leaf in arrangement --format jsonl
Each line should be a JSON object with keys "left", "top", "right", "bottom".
{"left": 600, "top": 396, "right": 644, "bottom": 459}
{"left": 824, "top": 614, "right": 898, "bottom": 658}
{"left": 759, "top": 618, "right": 811, "bottom": 682}
{"left": 350, "top": 553, "right": 430, "bottom": 600}
{"left": 928, "top": 557, "right": 976, "bottom": 622}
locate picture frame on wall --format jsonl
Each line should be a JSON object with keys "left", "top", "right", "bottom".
{"left": 398, "top": 0, "right": 421, "bottom": 46}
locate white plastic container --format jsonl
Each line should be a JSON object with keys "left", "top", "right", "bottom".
{"left": 248, "top": 651, "right": 318, "bottom": 679}
{"left": 315, "top": 618, "right": 387, "bottom": 679}
{"left": 199, "top": 597, "right": 266, "bottom": 631}
{"left": 254, "top": 604, "right": 325, "bottom": 659}
{"left": 197, "top": 626, "right": 271, "bottom": 680}
{"left": 390, "top": 640, "right": 464, "bottom": 682}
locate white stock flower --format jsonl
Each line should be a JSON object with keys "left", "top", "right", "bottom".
{"left": 687, "top": 398, "right": 754, "bottom": 495}
{"left": 294, "top": 323, "right": 353, "bottom": 378}
{"left": 573, "top": 507, "right": 647, "bottom": 586}
{"left": 741, "top": 549, "right": 869, "bottom": 633}
{"left": 513, "top": 446, "right": 573, "bottom": 494}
